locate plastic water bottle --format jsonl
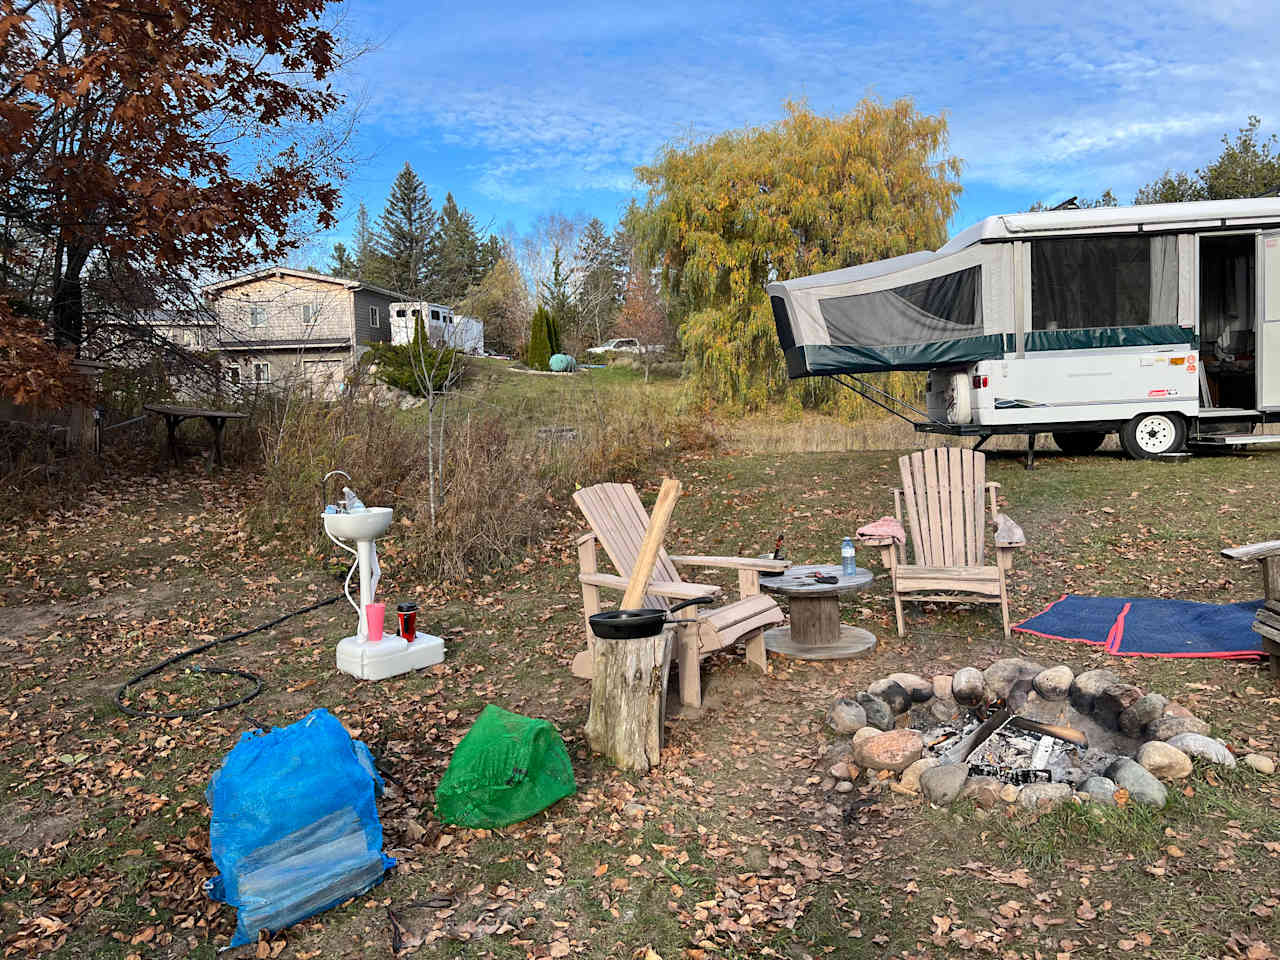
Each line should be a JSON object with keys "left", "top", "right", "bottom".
{"left": 841, "top": 537, "right": 856, "bottom": 577}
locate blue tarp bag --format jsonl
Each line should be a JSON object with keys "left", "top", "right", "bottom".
{"left": 205, "top": 709, "right": 395, "bottom": 946}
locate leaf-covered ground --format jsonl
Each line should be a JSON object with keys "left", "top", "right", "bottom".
{"left": 2, "top": 447, "right": 1279, "bottom": 959}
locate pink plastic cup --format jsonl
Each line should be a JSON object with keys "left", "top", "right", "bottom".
{"left": 364, "top": 602, "right": 385, "bottom": 642}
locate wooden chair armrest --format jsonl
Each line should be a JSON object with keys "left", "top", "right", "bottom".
{"left": 578, "top": 572, "right": 723, "bottom": 601}
{"left": 668, "top": 555, "right": 791, "bottom": 573}
{"left": 576, "top": 531, "right": 597, "bottom": 546}
{"left": 1222, "top": 540, "right": 1280, "bottom": 561}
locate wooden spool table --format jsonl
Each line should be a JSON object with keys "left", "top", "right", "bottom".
{"left": 144, "top": 404, "right": 247, "bottom": 467}
{"left": 760, "top": 563, "right": 877, "bottom": 660}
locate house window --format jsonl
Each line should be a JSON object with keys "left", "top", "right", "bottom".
{"left": 253, "top": 362, "right": 271, "bottom": 384}
{"left": 369, "top": 305, "right": 381, "bottom": 327}
{"left": 411, "top": 309, "right": 420, "bottom": 319}
{"left": 444, "top": 313, "right": 454, "bottom": 324}
{"left": 430, "top": 309, "right": 440, "bottom": 322}
{"left": 301, "top": 304, "right": 317, "bottom": 324}
{"left": 249, "top": 306, "right": 266, "bottom": 327}
{"left": 395, "top": 309, "right": 406, "bottom": 318}
{"left": 226, "top": 366, "right": 240, "bottom": 385}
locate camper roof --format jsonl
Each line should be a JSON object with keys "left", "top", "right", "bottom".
{"left": 941, "top": 196, "right": 1280, "bottom": 252}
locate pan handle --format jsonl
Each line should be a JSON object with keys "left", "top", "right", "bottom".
{"left": 667, "top": 595, "right": 716, "bottom": 615}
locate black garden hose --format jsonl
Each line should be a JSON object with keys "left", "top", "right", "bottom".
{"left": 115, "top": 595, "right": 341, "bottom": 720}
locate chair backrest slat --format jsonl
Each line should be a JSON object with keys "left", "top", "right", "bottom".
{"left": 897, "top": 448, "right": 990, "bottom": 568}
{"left": 573, "top": 482, "right": 681, "bottom": 609}
{"left": 923, "top": 450, "right": 944, "bottom": 565}
{"left": 901, "top": 452, "right": 925, "bottom": 565}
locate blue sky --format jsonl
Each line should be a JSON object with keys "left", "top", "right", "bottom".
{"left": 314, "top": 0, "right": 1278, "bottom": 257}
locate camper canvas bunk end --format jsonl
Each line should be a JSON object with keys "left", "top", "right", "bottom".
{"left": 768, "top": 197, "right": 1280, "bottom": 459}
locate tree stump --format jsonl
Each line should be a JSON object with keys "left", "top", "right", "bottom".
{"left": 585, "top": 627, "right": 673, "bottom": 773}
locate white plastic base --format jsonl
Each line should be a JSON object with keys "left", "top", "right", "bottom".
{"left": 336, "top": 632, "right": 445, "bottom": 680}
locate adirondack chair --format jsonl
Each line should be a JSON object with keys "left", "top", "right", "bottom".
{"left": 572, "top": 482, "right": 789, "bottom": 708}
{"left": 865, "top": 448, "right": 1026, "bottom": 638}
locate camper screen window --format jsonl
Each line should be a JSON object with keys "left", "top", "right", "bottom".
{"left": 1032, "top": 236, "right": 1156, "bottom": 330}
{"left": 819, "top": 266, "right": 981, "bottom": 346}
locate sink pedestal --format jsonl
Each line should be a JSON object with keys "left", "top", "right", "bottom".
{"left": 324, "top": 505, "right": 446, "bottom": 680}
{"left": 337, "top": 631, "right": 445, "bottom": 681}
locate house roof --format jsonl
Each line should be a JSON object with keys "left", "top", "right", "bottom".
{"left": 940, "top": 197, "right": 1280, "bottom": 252}
{"left": 203, "top": 266, "right": 410, "bottom": 301}
{"left": 218, "top": 337, "right": 351, "bottom": 352}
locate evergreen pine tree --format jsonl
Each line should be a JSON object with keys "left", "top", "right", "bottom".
{"left": 527, "top": 304, "right": 552, "bottom": 371}
{"left": 374, "top": 163, "right": 435, "bottom": 295}
{"left": 329, "top": 241, "right": 357, "bottom": 278}
{"left": 573, "top": 217, "right": 625, "bottom": 345}
{"left": 546, "top": 306, "right": 561, "bottom": 355}
{"left": 427, "top": 192, "right": 487, "bottom": 305}
{"left": 540, "top": 245, "right": 576, "bottom": 352}
{"left": 354, "top": 202, "right": 378, "bottom": 281}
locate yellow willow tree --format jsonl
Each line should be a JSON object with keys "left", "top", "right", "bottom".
{"left": 633, "top": 99, "right": 963, "bottom": 412}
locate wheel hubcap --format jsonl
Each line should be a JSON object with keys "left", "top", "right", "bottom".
{"left": 1135, "top": 416, "right": 1175, "bottom": 453}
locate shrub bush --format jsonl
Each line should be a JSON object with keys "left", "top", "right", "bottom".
{"left": 526, "top": 306, "right": 552, "bottom": 371}
{"left": 367, "top": 341, "right": 461, "bottom": 396}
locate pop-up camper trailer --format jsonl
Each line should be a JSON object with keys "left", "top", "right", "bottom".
{"left": 768, "top": 198, "right": 1280, "bottom": 460}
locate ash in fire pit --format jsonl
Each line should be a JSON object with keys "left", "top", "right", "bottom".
{"left": 823, "top": 659, "right": 1253, "bottom": 811}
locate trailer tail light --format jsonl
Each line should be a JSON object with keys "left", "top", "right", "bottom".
{"left": 972, "top": 375, "right": 989, "bottom": 389}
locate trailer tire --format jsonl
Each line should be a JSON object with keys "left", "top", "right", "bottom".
{"left": 1120, "top": 413, "right": 1186, "bottom": 459}
{"left": 1053, "top": 431, "right": 1106, "bottom": 456}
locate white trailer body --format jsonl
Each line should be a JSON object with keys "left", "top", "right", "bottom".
{"left": 768, "top": 199, "right": 1280, "bottom": 458}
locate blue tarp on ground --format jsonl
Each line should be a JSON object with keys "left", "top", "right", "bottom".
{"left": 1014, "top": 594, "right": 1263, "bottom": 660}
{"left": 206, "top": 709, "right": 395, "bottom": 946}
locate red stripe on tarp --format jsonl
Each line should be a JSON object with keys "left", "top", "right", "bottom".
{"left": 1105, "top": 602, "right": 1131, "bottom": 654}
{"left": 1105, "top": 648, "right": 1263, "bottom": 660}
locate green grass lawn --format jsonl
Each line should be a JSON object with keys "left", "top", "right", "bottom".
{"left": 2, "top": 401, "right": 1279, "bottom": 958}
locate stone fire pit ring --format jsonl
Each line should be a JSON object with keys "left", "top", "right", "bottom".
{"left": 823, "top": 658, "right": 1274, "bottom": 811}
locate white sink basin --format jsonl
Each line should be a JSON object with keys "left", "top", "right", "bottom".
{"left": 323, "top": 507, "right": 393, "bottom": 541}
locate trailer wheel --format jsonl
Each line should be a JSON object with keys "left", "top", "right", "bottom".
{"left": 1053, "top": 431, "right": 1106, "bottom": 456}
{"left": 1120, "top": 413, "right": 1186, "bottom": 459}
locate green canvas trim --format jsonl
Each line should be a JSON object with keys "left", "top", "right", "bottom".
{"left": 786, "top": 335, "right": 1006, "bottom": 377}
{"left": 1006, "top": 325, "right": 1198, "bottom": 353}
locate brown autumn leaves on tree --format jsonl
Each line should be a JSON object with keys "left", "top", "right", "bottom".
{"left": 615, "top": 267, "right": 668, "bottom": 381}
{"left": 0, "top": 0, "right": 347, "bottom": 406}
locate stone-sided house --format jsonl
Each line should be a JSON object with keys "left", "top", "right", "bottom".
{"left": 203, "top": 267, "right": 407, "bottom": 398}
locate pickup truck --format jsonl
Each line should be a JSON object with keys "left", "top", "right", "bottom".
{"left": 585, "top": 338, "right": 662, "bottom": 355}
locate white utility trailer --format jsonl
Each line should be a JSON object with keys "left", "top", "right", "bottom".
{"left": 767, "top": 198, "right": 1280, "bottom": 462}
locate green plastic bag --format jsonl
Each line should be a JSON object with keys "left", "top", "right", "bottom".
{"left": 435, "top": 705, "right": 576, "bottom": 828}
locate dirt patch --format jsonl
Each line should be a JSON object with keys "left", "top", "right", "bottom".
{"left": 0, "top": 797, "right": 85, "bottom": 851}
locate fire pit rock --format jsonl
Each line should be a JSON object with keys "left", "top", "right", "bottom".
{"left": 920, "top": 763, "right": 969, "bottom": 806}
{"left": 1032, "top": 665, "right": 1074, "bottom": 701}
{"left": 1137, "top": 741, "right": 1193, "bottom": 780}
{"left": 827, "top": 697, "right": 867, "bottom": 735}
{"left": 982, "top": 658, "right": 1045, "bottom": 701}
{"left": 827, "top": 661, "right": 1238, "bottom": 813}
{"left": 854, "top": 728, "right": 923, "bottom": 773}
{"left": 1167, "top": 732, "right": 1235, "bottom": 767}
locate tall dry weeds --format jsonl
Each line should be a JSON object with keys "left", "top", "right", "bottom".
{"left": 252, "top": 381, "right": 710, "bottom": 582}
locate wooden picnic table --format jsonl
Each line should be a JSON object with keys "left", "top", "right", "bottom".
{"left": 144, "top": 404, "right": 247, "bottom": 467}
{"left": 760, "top": 563, "right": 877, "bottom": 660}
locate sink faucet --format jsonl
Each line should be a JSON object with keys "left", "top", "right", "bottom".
{"left": 323, "top": 469, "right": 352, "bottom": 510}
